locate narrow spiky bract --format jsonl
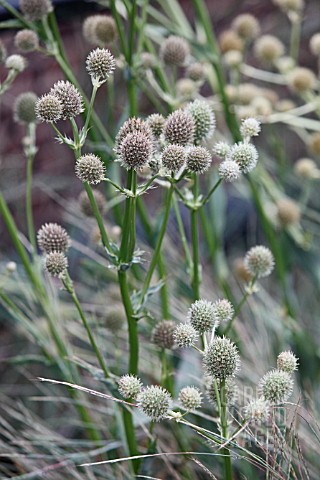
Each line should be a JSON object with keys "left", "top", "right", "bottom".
{"left": 86, "top": 48, "right": 116, "bottom": 83}
{"left": 137, "top": 386, "right": 172, "bottom": 421}
{"left": 37, "top": 223, "right": 70, "bottom": 254}
{"left": 258, "top": 369, "right": 293, "bottom": 403}
{"left": 151, "top": 320, "right": 176, "bottom": 350}
{"left": 173, "top": 323, "right": 198, "bottom": 348}
{"left": 164, "top": 109, "right": 195, "bottom": 146}
{"left": 75, "top": 154, "right": 105, "bottom": 184}
{"left": 118, "top": 132, "right": 153, "bottom": 170}
{"left": 277, "top": 351, "right": 299, "bottom": 373}
{"left": 50, "top": 81, "right": 84, "bottom": 120}
{"left": 188, "top": 299, "right": 216, "bottom": 334}
{"left": 244, "top": 397, "right": 270, "bottom": 424}
{"left": 179, "top": 387, "right": 202, "bottom": 410}
{"left": 244, "top": 245, "right": 274, "bottom": 278}
{"left": 45, "top": 252, "right": 68, "bottom": 277}
{"left": 36, "top": 94, "right": 62, "bottom": 123}
{"left": 203, "top": 337, "right": 240, "bottom": 379}
{"left": 14, "top": 92, "right": 37, "bottom": 124}
{"left": 187, "top": 100, "right": 216, "bottom": 145}
{"left": 118, "top": 374, "right": 143, "bottom": 399}
{"left": 20, "top": 0, "right": 53, "bottom": 21}
{"left": 161, "top": 144, "right": 186, "bottom": 173}
{"left": 186, "top": 146, "right": 212, "bottom": 174}
{"left": 14, "top": 30, "right": 39, "bottom": 52}
{"left": 160, "top": 35, "right": 190, "bottom": 66}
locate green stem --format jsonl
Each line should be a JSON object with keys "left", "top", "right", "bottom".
{"left": 191, "top": 175, "right": 200, "bottom": 301}
{"left": 221, "top": 379, "right": 233, "bottom": 480}
{"left": 25, "top": 124, "right": 37, "bottom": 256}
{"left": 84, "top": 183, "right": 112, "bottom": 252}
{"left": 201, "top": 178, "right": 222, "bottom": 206}
{"left": 83, "top": 84, "right": 99, "bottom": 135}
{"left": 289, "top": 14, "right": 301, "bottom": 64}
{"left": 173, "top": 194, "right": 193, "bottom": 272}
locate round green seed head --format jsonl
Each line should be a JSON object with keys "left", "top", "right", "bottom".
{"left": 179, "top": 386, "right": 202, "bottom": 410}
{"left": 188, "top": 299, "right": 216, "bottom": 334}
{"left": 14, "top": 92, "right": 37, "bottom": 124}
{"left": 203, "top": 336, "right": 241, "bottom": 379}
{"left": 151, "top": 320, "right": 176, "bottom": 350}
{"left": 173, "top": 323, "right": 198, "bottom": 348}
{"left": 227, "top": 142, "right": 258, "bottom": 173}
{"left": 137, "top": 385, "right": 172, "bottom": 421}
{"left": 277, "top": 351, "right": 299, "bottom": 373}
{"left": 259, "top": 369, "right": 293, "bottom": 403}
{"left": 187, "top": 99, "right": 216, "bottom": 145}
{"left": 118, "top": 374, "right": 143, "bottom": 399}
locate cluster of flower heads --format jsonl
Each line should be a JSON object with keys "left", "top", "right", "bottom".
{"left": 37, "top": 223, "right": 70, "bottom": 277}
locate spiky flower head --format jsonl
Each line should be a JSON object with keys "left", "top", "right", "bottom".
{"left": 86, "top": 48, "right": 116, "bottom": 84}
{"left": 213, "top": 299, "right": 234, "bottom": 325}
{"left": 218, "top": 160, "right": 241, "bottom": 182}
{"left": 244, "top": 245, "right": 274, "bottom": 278}
{"left": 188, "top": 300, "right": 216, "bottom": 334}
{"left": 206, "top": 377, "right": 238, "bottom": 405}
{"left": 14, "top": 29, "right": 39, "bottom": 52}
{"left": 0, "top": 40, "right": 7, "bottom": 63}
{"left": 83, "top": 15, "right": 117, "bottom": 45}
{"left": 173, "top": 323, "right": 198, "bottom": 348}
{"left": 147, "top": 113, "right": 165, "bottom": 138}
{"left": 151, "top": 320, "right": 176, "bottom": 350}
{"left": 277, "top": 351, "right": 299, "bottom": 373}
{"left": 50, "top": 81, "right": 84, "bottom": 120}
{"left": 79, "top": 189, "right": 105, "bottom": 217}
{"left": 288, "top": 67, "right": 316, "bottom": 93}
{"left": 119, "top": 132, "right": 153, "bottom": 170}
{"left": 272, "top": 0, "right": 304, "bottom": 12}
{"left": 259, "top": 369, "right": 293, "bottom": 403}
{"left": 37, "top": 223, "right": 70, "bottom": 254}
{"left": 5, "top": 54, "right": 26, "bottom": 72}
{"left": 118, "top": 374, "right": 143, "bottom": 399}
{"left": 164, "top": 109, "right": 195, "bottom": 146}
{"left": 187, "top": 100, "right": 216, "bottom": 145}
{"left": 179, "top": 386, "right": 202, "bottom": 410}
{"left": 227, "top": 142, "right": 258, "bottom": 173}
{"left": 203, "top": 336, "right": 240, "bottom": 379}
{"left": 161, "top": 144, "right": 186, "bottom": 173}
{"left": 240, "top": 118, "right": 261, "bottom": 138}
{"left": 310, "top": 33, "right": 320, "bottom": 56}
{"left": 160, "top": 35, "right": 190, "bottom": 66}
{"left": 75, "top": 154, "right": 105, "bottom": 185}
{"left": 114, "top": 117, "right": 153, "bottom": 154}
{"left": 186, "top": 62, "right": 205, "bottom": 82}
{"left": 45, "top": 251, "right": 68, "bottom": 277}
{"left": 137, "top": 385, "right": 172, "bottom": 421}
{"left": 219, "top": 30, "right": 243, "bottom": 53}
{"left": 186, "top": 146, "right": 212, "bottom": 174}
{"left": 276, "top": 198, "right": 301, "bottom": 226}
{"left": 294, "top": 158, "right": 319, "bottom": 179}
{"left": 244, "top": 397, "right": 270, "bottom": 424}
{"left": 232, "top": 14, "right": 260, "bottom": 40}
{"left": 213, "top": 141, "right": 230, "bottom": 159}
{"left": 254, "top": 35, "right": 285, "bottom": 63}
{"left": 20, "top": 0, "right": 53, "bottom": 21}
{"left": 14, "top": 92, "right": 37, "bottom": 124}
{"left": 35, "top": 94, "right": 62, "bottom": 123}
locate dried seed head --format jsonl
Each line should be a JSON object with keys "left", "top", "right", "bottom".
{"left": 244, "top": 245, "right": 274, "bottom": 278}
{"left": 227, "top": 142, "right": 258, "bottom": 173}
{"left": 272, "top": 0, "right": 304, "bottom": 12}
{"left": 188, "top": 299, "right": 216, "bottom": 334}
{"left": 294, "top": 158, "right": 319, "bottom": 179}
{"left": 259, "top": 369, "right": 293, "bottom": 403}
{"left": 35, "top": 94, "right": 62, "bottom": 123}
{"left": 86, "top": 48, "right": 116, "bottom": 83}
{"left": 151, "top": 320, "right": 176, "bottom": 350}
{"left": 213, "top": 299, "right": 234, "bottom": 325}
{"left": 0, "top": 40, "right": 7, "bottom": 63}
{"left": 176, "top": 78, "right": 197, "bottom": 99}
{"left": 114, "top": 117, "right": 153, "bottom": 154}
{"left": 206, "top": 377, "right": 238, "bottom": 405}
{"left": 276, "top": 198, "right": 301, "bottom": 226}
{"left": 119, "top": 132, "right": 153, "bottom": 170}
{"left": 45, "top": 251, "right": 68, "bottom": 277}
{"left": 14, "top": 29, "right": 39, "bottom": 52}
{"left": 244, "top": 397, "right": 270, "bottom": 424}
{"left": 213, "top": 142, "right": 230, "bottom": 159}
{"left": 240, "top": 118, "right": 261, "bottom": 138}
{"left": 288, "top": 67, "right": 316, "bottom": 93}
{"left": 14, "top": 92, "right": 37, "bottom": 124}
{"left": 187, "top": 100, "right": 216, "bottom": 144}
{"left": 203, "top": 336, "right": 241, "bottom": 379}
{"left": 75, "top": 154, "right": 105, "bottom": 185}
{"left": 161, "top": 144, "right": 186, "bottom": 173}
{"left": 310, "top": 33, "right": 320, "bottom": 56}
{"left": 50, "top": 81, "right": 84, "bottom": 120}
{"left": 137, "top": 385, "right": 172, "bottom": 421}
{"left": 146, "top": 113, "right": 165, "bottom": 138}
{"left": 20, "top": 0, "right": 53, "bottom": 21}
{"left": 277, "top": 351, "right": 299, "bottom": 373}
{"left": 232, "top": 14, "right": 260, "bottom": 40}
{"left": 173, "top": 323, "right": 198, "bottom": 348}
{"left": 179, "top": 386, "right": 202, "bottom": 410}
{"left": 186, "top": 62, "right": 205, "bottom": 82}
{"left": 37, "top": 223, "right": 70, "bottom": 254}
{"left": 219, "top": 30, "right": 244, "bottom": 53}
{"left": 218, "top": 160, "right": 241, "bottom": 182}
{"left": 254, "top": 35, "right": 285, "bottom": 63}
{"left": 309, "top": 132, "right": 320, "bottom": 156}
{"left": 186, "top": 146, "right": 212, "bottom": 174}
{"left": 118, "top": 374, "right": 143, "bottom": 399}
{"left": 164, "top": 109, "right": 195, "bottom": 146}
{"left": 78, "top": 189, "right": 105, "bottom": 217}
{"left": 5, "top": 54, "right": 26, "bottom": 72}
{"left": 83, "top": 15, "right": 117, "bottom": 45}
{"left": 160, "top": 35, "right": 190, "bottom": 66}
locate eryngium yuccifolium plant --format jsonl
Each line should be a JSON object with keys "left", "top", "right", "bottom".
{"left": 50, "top": 81, "right": 84, "bottom": 120}
{"left": 294, "top": 158, "right": 319, "bottom": 179}
{"left": 231, "top": 13, "right": 260, "bottom": 40}
{"left": 173, "top": 323, "right": 198, "bottom": 348}
{"left": 35, "top": 94, "right": 62, "bottom": 123}
{"left": 254, "top": 35, "right": 285, "bottom": 63}
{"left": 187, "top": 62, "right": 206, "bottom": 82}
{"left": 5, "top": 54, "right": 26, "bottom": 72}
{"left": 218, "top": 160, "right": 241, "bottom": 182}
{"left": 114, "top": 117, "right": 153, "bottom": 154}
{"left": 203, "top": 336, "right": 240, "bottom": 379}
{"left": 240, "top": 118, "right": 261, "bottom": 138}
{"left": 14, "top": 92, "right": 37, "bottom": 124}
{"left": 19, "top": 0, "right": 53, "bottom": 21}
{"left": 37, "top": 223, "right": 70, "bottom": 254}
{"left": 187, "top": 100, "right": 216, "bottom": 145}
{"left": 244, "top": 397, "right": 270, "bottom": 424}
{"left": 119, "top": 132, "right": 153, "bottom": 170}
{"left": 277, "top": 351, "right": 299, "bottom": 373}
{"left": 45, "top": 251, "right": 68, "bottom": 277}
{"left": 188, "top": 299, "right": 216, "bottom": 334}
{"left": 163, "top": 109, "right": 195, "bottom": 146}
{"left": 186, "top": 146, "right": 212, "bottom": 174}
{"left": 160, "top": 35, "right": 190, "bottom": 66}
{"left": 14, "top": 29, "right": 39, "bottom": 52}
{"left": 83, "top": 15, "right": 117, "bottom": 45}
{"left": 179, "top": 386, "right": 202, "bottom": 410}
{"left": 244, "top": 245, "right": 274, "bottom": 278}
{"left": 213, "top": 299, "right": 234, "bottom": 324}
{"left": 259, "top": 369, "right": 293, "bottom": 403}
{"left": 151, "top": 320, "right": 176, "bottom": 350}
{"left": 86, "top": 48, "right": 116, "bottom": 84}
{"left": 213, "top": 141, "right": 230, "bottom": 159}
{"left": 276, "top": 198, "right": 301, "bottom": 226}
{"left": 79, "top": 190, "right": 105, "bottom": 217}
{"left": 75, "top": 154, "right": 105, "bottom": 184}
{"left": 118, "top": 374, "right": 143, "bottom": 400}
{"left": 146, "top": 113, "right": 165, "bottom": 138}
{"left": 161, "top": 144, "right": 186, "bottom": 173}
{"left": 288, "top": 67, "right": 316, "bottom": 93}
{"left": 206, "top": 377, "right": 238, "bottom": 405}
{"left": 227, "top": 142, "right": 258, "bottom": 173}
{"left": 137, "top": 386, "right": 172, "bottom": 421}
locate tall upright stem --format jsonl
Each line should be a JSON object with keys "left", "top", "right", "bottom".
{"left": 25, "top": 123, "right": 37, "bottom": 256}
{"left": 191, "top": 175, "right": 200, "bottom": 301}
{"left": 221, "top": 379, "right": 233, "bottom": 480}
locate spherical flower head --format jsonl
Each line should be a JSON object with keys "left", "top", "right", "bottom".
{"left": 50, "top": 81, "right": 84, "bottom": 120}
{"left": 86, "top": 48, "right": 116, "bottom": 84}
{"left": 213, "top": 299, "right": 234, "bottom": 325}
{"left": 227, "top": 142, "right": 258, "bottom": 173}
{"left": 14, "top": 92, "right": 37, "bottom": 124}
{"left": 164, "top": 109, "right": 195, "bottom": 146}
{"left": 188, "top": 299, "right": 216, "bottom": 334}
{"left": 176, "top": 78, "right": 197, "bottom": 99}
{"left": 213, "top": 142, "right": 230, "bottom": 159}
{"left": 218, "top": 160, "right": 241, "bottom": 182}
{"left": 105, "top": 305, "right": 125, "bottom": 333}
{"left": 186, "top": 146, "right": 212, "bottom": 174}
{"left": 137, "top": 385, "right": 172, "bottom": 421}
{"left": 309, "top": 132, "right": 320, "bottom": 156}
{"left": 118, "top": 374, "right": 143, "bottom": 399}
{"left": 119, "top": 132, "right": 153, "bottom": 170}
{"left": 272, "top": 0, "right": 304, "bottom": 12}
{"left": 35, "top": 94, "right": 62, "bottom": 123}
{"left": 244, "top": 397, "right": 270, "bottom": 424}
{"left": 147, "top": 113, "right": 165, "bottom": 138}
{"left": 276, "top": 198, "right": 301, "bottom": 226}
{"left": 0, "top": 40, "right": 7, "bottom": 63}
{"left": 79, "top": 189, "right": 105, "bottom": 217}
{"left": 114, "top": 117, "right": 153, "bottom": 154}
{"left": 160, "top": 35, "right": 190, "bottom": 66}
{"left": 254, "top": 35, "right": 285, "bottom": 63}
{"left": 186, "top": 62, "right": 206, "bottom": 82}
{"left": 219, "top": 30, "right": 244, "bottom": 53}
{"left": 244, "top": 245, "right": 274, "bottom": 278}
{"left": 83, "top": 15, "right": 117, "bottom": 45}
{"left": 179, "top": 386, "right": 202, "bottom": 410}
{"left": 231, "top": 14, "right": 260, "bottom": 40}
{"left": 277, "top": 351, "right": 299, "bottom": 373}
{"left": 37, "top": 223, "right": 70, "bottom": 254}
{"left": 151, "top": 320, "right": 176, "bottom": 350}
{"left": 5, "top": 54, "right": 26, "bottom": 72}
{"left": 187, "top": 100, "right": 216, "bottom": 145}
{"left": 224, "top": 50, "right": 243, "bottom": 68}
{"left": 240, "top": 118, "right": 261, "bottom": 138}
{"left": 140, "top": 52, "right": 157, "bottom": 69}
{"left": 259, "top": 369, "right": 293, "bottom": 403}
{"left": 294, "top": 158, "right": 319, "bottom": 179}
{"left": 173, "top": 323, "right": 198, "bottom": 348}
{"left": 20, "top": 0, "right": 53, "bottom": 21}
{"left": 288, "top": 67, "right": 316, "bottom": 93}
{"left": 161, "top": 144, "right": 186, "bottom": 173}
{"left": 203, "top": 336, "right": 240, "bottom": 379}
{"left": 206, "top": 377, "right": 238, "bottom": 405}
{"left": 6, "top": 261, "right": 17, "bottom": 273}
{"left": 14, "top": 29, "right": 39, "bottom": 52}
{"left": 75, "top": 154, "right": 105, "bottom": 185}
{"left": 310, "top": 33, "right": 320, "bottom": 56}
{"left": 45, "top": 251, "right": 68, "bottom": 277}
